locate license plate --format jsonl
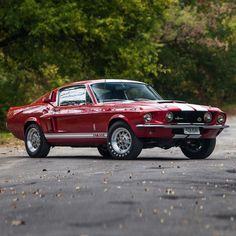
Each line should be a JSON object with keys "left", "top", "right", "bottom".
{"left": 184, "top": 127, "right": 200, "bottom": 135}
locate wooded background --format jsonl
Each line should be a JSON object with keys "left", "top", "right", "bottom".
{"left": 1, "top": 0, "right": 236, "bottom": 130}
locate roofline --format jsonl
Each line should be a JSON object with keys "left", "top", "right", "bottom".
{"left": 68, "top": 79, "right": 146, "bottom": 87}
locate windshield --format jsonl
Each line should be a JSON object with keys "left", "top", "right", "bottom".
{"left": 91, "top": 82, "right": 162, "bottom": 103}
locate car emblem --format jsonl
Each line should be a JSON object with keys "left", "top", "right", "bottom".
{"left": 175, "top": 116, "right": 184, "bottom": 121}
{"left": 197, "top": 117, "right": 202, "bottom": 122}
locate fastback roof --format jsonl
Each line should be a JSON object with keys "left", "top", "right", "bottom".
{"left": 68, "top": 79, "right": 145, "bottom": 87}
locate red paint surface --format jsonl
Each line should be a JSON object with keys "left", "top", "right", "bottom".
{"left": 6, "top": 80, "right": 227, "bottom": 146}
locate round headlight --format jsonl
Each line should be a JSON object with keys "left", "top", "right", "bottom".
{"left": 217, "top": 114, "right": 225, "bottom": 124}
{"left": 166, "top": 112, "right": 174, "bottom": 122}
{"left": 204, "top": 112, "right": 212, "bottom": 123}
{"left": 144, "top": 113, "right": 152, "bottom": 123}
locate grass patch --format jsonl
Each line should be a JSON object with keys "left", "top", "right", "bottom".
{"left": 0, "top": 132, "right": 13, "bottom": 141}
{"left": 0, "top": 132, "right": 22, "bottom": 146}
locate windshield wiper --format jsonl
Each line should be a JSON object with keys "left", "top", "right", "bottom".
{"left": 132, "top": 98, "right": 153, "bottom": 101}
{"left": 157, "top": 100, "right": 185, "bottom": 103}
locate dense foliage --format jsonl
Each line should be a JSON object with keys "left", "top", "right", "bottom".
{"left": 157, "top": 0, "right": 236, "bottom": 105}
{"left": 0, "top": 0, "right": 236, "bottom": 130}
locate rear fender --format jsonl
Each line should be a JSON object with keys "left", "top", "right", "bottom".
{"left": 24, "top": 117, "right": 41, "bottom": 134}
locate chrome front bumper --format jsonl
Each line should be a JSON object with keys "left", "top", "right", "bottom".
{"left": 136, "top": 123, "right": 229, "bottom": 129}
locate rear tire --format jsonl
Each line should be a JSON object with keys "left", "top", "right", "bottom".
{"left": 181, "top": 139, "right": 216, "bottom": 159}
{"left": 97, "top": 145, "right": 111, "bottom": 158}
{"left": 25, "top": 123, "right": 50, "bottom": 158}
{"left": 107, "top": 121, "right": 142, "bottom": 160}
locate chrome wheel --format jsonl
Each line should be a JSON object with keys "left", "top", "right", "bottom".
{"left": 111, "top": 127, "right": 132, "bottom": 154}
{"left": 108, "top": 121, "right": 143, "bottom": 159}
{"left": 25, "top": 123, "right": 50, "bottom": 158}
{"left": 26, "top": 128, "right": 41, "bottom": 153}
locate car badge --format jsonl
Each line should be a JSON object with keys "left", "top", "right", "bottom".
{"left": 175, "top": 116, "right": 184, "bottom": 121}
{"left": 197, "top": 117, "right": 202, "bottom": 122}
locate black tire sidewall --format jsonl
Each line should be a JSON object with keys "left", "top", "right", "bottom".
{"left": 181, "top": 139, "right": 216, "bottom": 159}
{"left": 25, "top": 123, "right": 50, "bottom": 158}
{"left": 107, "top": 121, "right": 142, "bottom": 159}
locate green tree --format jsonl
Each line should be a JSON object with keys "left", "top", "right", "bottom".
{"left": 0, "top": 0, "right": 236, "bottom": 131}
{"left": 157, "top": 0, "right": 236, "bottom": 105}
{"left": 0, "top": 0, "right": 172, "bottom": 130}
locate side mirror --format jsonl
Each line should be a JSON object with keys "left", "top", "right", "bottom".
{"left": 42, "top": 97, "right": 52, "bottom": 103}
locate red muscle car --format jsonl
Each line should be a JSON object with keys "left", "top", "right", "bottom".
{"left": 7, "top": 79, "right": 228, "bottom": 159}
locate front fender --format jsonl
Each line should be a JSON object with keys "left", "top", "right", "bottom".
{"left": 108, "top": 114, "right": 130, "bottom": 129}
{"left": 108, "top": 113, "right": 143, "bottom": 135}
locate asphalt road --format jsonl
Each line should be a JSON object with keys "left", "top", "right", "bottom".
{"left": 0, "top": 117, "right": 236, "bottom": 236}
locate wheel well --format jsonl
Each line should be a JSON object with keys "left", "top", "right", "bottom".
{"left": 108, "top": 118, "right": 129, "bottom": 130}
{"left": 24, "top": 121, "right": 36, "bottom": 134}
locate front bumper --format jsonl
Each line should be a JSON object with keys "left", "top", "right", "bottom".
{"left": 135, "top": 123, "right": 229, "bottom": 139}
{"left": 136, "top": 123, "right": 229, "bottom": 129}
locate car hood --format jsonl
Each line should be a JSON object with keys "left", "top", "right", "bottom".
{"left": 103, "top": 100, "right": 221, "bottom": 113}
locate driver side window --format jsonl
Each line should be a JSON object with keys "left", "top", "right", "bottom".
{"left": 59, "top": 86, "right": 92, "bottom": 106}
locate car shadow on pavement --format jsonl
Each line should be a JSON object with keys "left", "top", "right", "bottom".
{"left": 3, "top": 154, "right": 224, "bottom": 161}
{"left": 3, "top": 155, "right": 225, "bottom": 162}
{"left": 14, "top": 155, "right": 223, "bottom": 161}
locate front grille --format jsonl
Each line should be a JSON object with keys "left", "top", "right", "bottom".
{"left": 172, "top": 111, "right": 213, "bottom": 123}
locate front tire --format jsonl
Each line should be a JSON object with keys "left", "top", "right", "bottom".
{"left": 107, "top": 121, "right": 143, "bottom": 160}
{"left": 25, "top": 123, "right": 50, "bottom": 158}
{"left": 181, "top": 139, "right": 216, "bottom": 159}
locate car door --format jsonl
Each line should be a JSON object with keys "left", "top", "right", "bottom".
{"left": 40, "top": 85, "right": 97, "bottom": 144}
{"left": 52, "top": 85, "right": 93, "bottom": 134}
{"left": 41, "top": 85, "right": 108, "bottom": 144}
